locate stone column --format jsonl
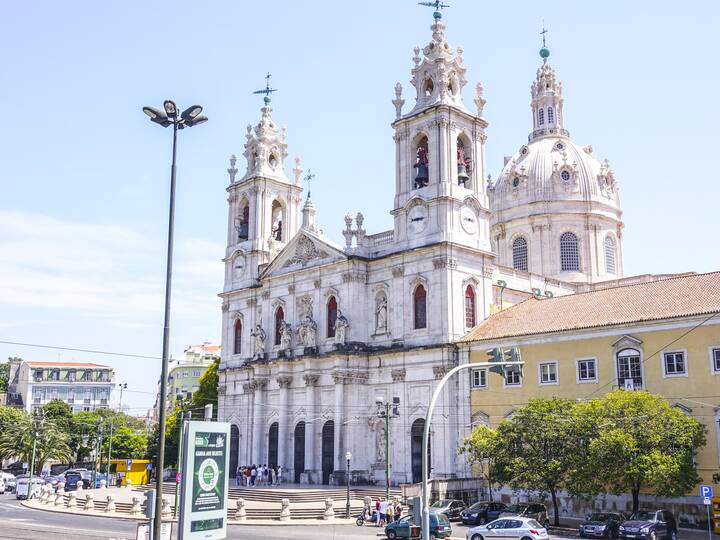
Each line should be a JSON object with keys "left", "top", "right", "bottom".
{"left": 251, "top": 378, "right": 268, "bottom": 464}
{"left": 276, "top": 375, "right": 293, "bottom": 469}
{"left": 332, "top": 370, "right": 346, "bottom": 483}
{"left": 303, "top": 373, "right": 319, "bottom": 480}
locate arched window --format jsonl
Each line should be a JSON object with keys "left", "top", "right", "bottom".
{"left": 456, "top": 136, "right": 471, "bottom": 187}
{"left": 560, "top": 232, "right": 580, "bottom": 271}
{"left": 237, "top": 203, "right": 249, "bottom": 241}
{"left": 274, "top": 307, "right": 284, "bottom": 346}
{"left": 512, "top": 236, "right": 528, "bottom": 272}
{"left": 464, "top": 285, "right": 476, "bottom": 328}
{"left": 327, "top": 296, "right": 338, "bottom": 338}
{"left": 547, "top": 106, "right": 554, "bottom": 124}
{"left": 233, "top": 319, "right": 242, "bottom": 355}
{"left": 605, "top": 235, "right": 617, "bottom": 275}
{"left": 413, "top": 285, "right": 427, "bottom": 330}
{"left": 538, "top": 108, "right": 545, "bottom": 125}
{"left": 271, "top": 200, "right": 284, "bottom": 242}
{"left": 413, "top": 136, "right": 430, "bottom": 189}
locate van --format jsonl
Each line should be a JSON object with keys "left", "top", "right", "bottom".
{"left": 15, "top": 476, "right": 44, "bottom": 500}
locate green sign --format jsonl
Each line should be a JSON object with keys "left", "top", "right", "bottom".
{"left": 179, "top": 421, "right": 230, "bottom": 540}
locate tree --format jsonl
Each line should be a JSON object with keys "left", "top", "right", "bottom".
{"left": 0, "top": 361, "right": 9, "bottom": 392}
{"left": 187, "top": 359, "right": 219, "bottom": 420}
{"left": 42, "top": 399, "right": 73, "bottom": 432}
{"left": 496, "top": 398, "right": 583, "bottom": 526}
{"left": 0, "top": 412, "right": 72, "bottom": 473}
{"left": 459, "top": 424, "right": 507, "bottom": 501}
{"left": 585, "top": 390, "right": 706, "bottom": 513}
{"left": 104, "top": 426, "right": 148, "bottom": 460}
{"left": 0, "top": 406, "right": 28, "bottom": 460}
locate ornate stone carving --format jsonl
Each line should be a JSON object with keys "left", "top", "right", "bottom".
{"left": 247, "top": 298, "right": 257, "bottom": 307}
{"left": 276, "top": 375, "right": 293, "bottom": 389}
{"left": 250, "top": 325, "right": 266, "bottom": 357}
{"left": 288, "top": 284, "right": 295, "bottom": 294}
{"left": 313, "top": 279, "right": 322, "bottom": 289}
{"left": 297, "top": 296, "right": 317, "bottom": 347}
{"left": 433, "top": 257, "right": 458, "bottom": 269}
{"left": 261, "top": 289, "right": 271, "bottom": 300}
{"left": 391, "top": 368, "right": 407, "bottom": 382}
{"left": 303, "top": 374, "right": 319, "bottom": 387}
{"left": 221, "top": 301, "right": 229, "bottom": 312}
{"left": 433, "top": 365, "right": 451, "bottom": 380}
{"left": 283, "top": 236, "right": 328, "bottom": 267}
{"left": 279, "top": 321, "right": 293, "bottom": 351}
{"left": 391, "top": 265, "right": 405, "bottom": 278}
{"left": 242, "top": 382, "right": 254, "bottom": 394}
{"left": 342, "top": 271, "right": 367, "bottom": 283}
{"left": 333, "top": 310, "right": 349, "bottom": 345}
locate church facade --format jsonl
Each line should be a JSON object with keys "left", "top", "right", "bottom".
{"left": 217, "top": 11, "right": 624, "bottom": 485}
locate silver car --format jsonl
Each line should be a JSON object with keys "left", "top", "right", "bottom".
{"left": 467, "top": 516, "right": 550, "bottom": 540}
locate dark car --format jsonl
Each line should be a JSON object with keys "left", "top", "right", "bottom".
{"left": 460, "top": 501, "right": 508, "bottom": 525}
{"left": 384, "top": 512, "right": 452, "bottom": 539}
{"left": 63, "top": 472, "right": 90, "bottom": 491}
{"left": 430, "top": 499, "right": 467, "bottom": 521}
{"left": 618, "top": 510, "right": 677, "bottom": 540}
{"left": 580, "top": 512, "right": 626, "bottom": 538}
{"left": 501, "top": 503, "right": 550, "bottom": 527}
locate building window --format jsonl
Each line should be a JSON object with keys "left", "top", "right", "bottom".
{"left": 712, "top": 348, "right": 720, "bottom": 374}
{"left": 34, "top": 370, "right": 43, "bottom": 382}
{"left": 100, "top": 371, "right": 110, "bottom": 382}
{"left": 271, "top": 200, "right": 284, "bottom": 242}
{"left": 547, "top": 106, "right": 554, "bottom": 124}
{"left": 464, "top": 286, "right": 476, "bottom": 328}
{"left": 605, "top": 235, "right": 617, "bottom": 275}
{"left": 68, "top": 391, "right": 75, "bottom": 404}
{"left": 539, "top": 362, "right": 558, "bottom": 384}
{"left": 68, "top": 370, "right": 76, "bottom": 382}
{"left": 50, "top": 370, "right": 60, "bottom": 381}
{"left": 84, "top": 391, "right": 92, "bottom": 404}
{"left": 193, "top": 370, "right": 202, "bottom": 377}
{"left": 274, "top": 307, "right": 285, "bottom": 346}
{"left": 182, "top": 371, "right": 189, "bottom": 378}
{"left": 538, "top": 108, "right": 545, "bottom": 125}
{"left": 512, "top": 236, "right": 528, "bottom": 271}
{"left": 560, "top": 232, "right": 580, "bottom": 271}
{"left": 233, "top": 319, "right": 242, "bottom": 355}
{"left": 471, "top": 369, "right": 487, "bottom": 388}
{"left": 83, "top": 370, "right": 92, "bottom": 381}
{"left": 327, "top": 296, "right": 338, "bottom": 338}
{"left": 413, "top": 284, "right": 427, "bottom": 329}
{"left": 505, "top": 367, "right": 522, "bottom": 387}
{"left": 237, "top": 202, "right": 250, "bottom": 241}
{"left": 577, "top": 358, "right": 597, "bottom": 382}
{"left": 617, "top": 348, "right": 642, "bottom": 389}
{"left": 663, "top": 351, "right": 687, "bottom": 376}
{"left": 560, "top": 169, "right": 571, "bottom": 183}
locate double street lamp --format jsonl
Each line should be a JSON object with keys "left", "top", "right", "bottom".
{"left": 142, "top": 100, "right": 207, "bottom": 540}
{"left": 376, "top": 396, "right": 400, "bottom": 500}
{"left": 345, "top": 451, "right": 352, "bottom": 518}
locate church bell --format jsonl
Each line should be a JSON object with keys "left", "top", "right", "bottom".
{"left": 457, "top": 162, "right": 470, "bottom": 186}
{"left": 414, "top": 163, "right": 429, "bottom": 188}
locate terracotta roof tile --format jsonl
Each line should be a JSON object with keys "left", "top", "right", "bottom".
{"left": 25, "top": 361, "right": 112, "bottom": 368}
{"left": 461, "top": 271, "right": 720, "bottom": 343}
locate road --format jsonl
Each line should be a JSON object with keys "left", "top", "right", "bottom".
{"left": 0, "top": 495, "right": 716, "bottom": 540}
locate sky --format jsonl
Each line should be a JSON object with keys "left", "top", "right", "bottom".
{"left": 1, "top": 1, "right": 719, "bottom": 414}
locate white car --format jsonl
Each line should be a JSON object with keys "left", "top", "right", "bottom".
{"left": 0, "top": 477, "right": 5, "bottom": 494}
{"left": 467, "top": 516, "right": 549, "bottom": 540}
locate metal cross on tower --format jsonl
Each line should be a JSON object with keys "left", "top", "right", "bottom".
{"left": 418, "top": 0, "right": 449, "bottom": 16}
{"left": 303, "top": 169, "right": 315, "bottom": 198}
{"left": 253, "top": 72, "right": 277, "bottom": 104}
{"left": 540, "top": 25, "right": 548, "bottom": 48}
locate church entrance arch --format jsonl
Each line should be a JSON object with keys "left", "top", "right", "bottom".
{"left": 293, "top": 421, "right": 305, "bottom": 483}
{"left": 411, "top": 418, "right": 431, "bottom": 484}
{"left": 268, "top": 422, "right": 279, "bottom": 467}
{"left": 321, "top": 420, "right": 335, "bottom": 485}
{"left": 229, "top": 424, "right": 239, "bottom": 478}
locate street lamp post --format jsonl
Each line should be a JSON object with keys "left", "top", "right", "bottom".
{"left": 376, "top": 396, "right": 400, "bottom": 500}
{"left": 118, "top": 382, "right": 127, "bottom": 412}
{"left": 345, "top": 451, "right": 352, "bottom": 518}
{"left": 142, "top": 100, "right": 207, "bottom": 540}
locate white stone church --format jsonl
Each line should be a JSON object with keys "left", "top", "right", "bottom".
{"left": 217, "top": 11, "right": 624, "bottom": 486}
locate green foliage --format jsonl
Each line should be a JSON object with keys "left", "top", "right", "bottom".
{"left": 41, "top": 400, "right": 73, "bottom": 431}
{"left": 458, "top": 424, "right": 506, "bottom": 501}
{"left": 187, "top": 358, "right": 219, "bottom": 420}
{"left": 0, "top": 362, "right": 9, "bottom": 392}
{"left": 104, "top": 426, "right": 148, "bottom": 459}
{"left": 0, "top": 412, "right": 72, "bottom": 473}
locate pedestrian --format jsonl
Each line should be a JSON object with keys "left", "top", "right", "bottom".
{"left": 244, "top": 465, "right": 251, "bottom": 487}
{"left": 250, "top": 465, "right": 257, "bottom": 486}
{"left": 116, "top": 472, "right": 122, "bottom": 487}
{"left": 379, "top": 497, "right": 388, "bottom": 527}
{"left": 375, "top": 498, "right": 381, "bottom": 526}
{"left": 276, "top": 465, "right": 282, "bottom": 485}
{"left": 395, "top": 501, "right": 402, "bottom": 522}
{"left": 263, "top": 464, "right": 269, "bottom": 486}
{"left": 270, "top": 466, "right": 276, "bottom": 486}
{"left": 236, "top": 465, "right": 242, "bottom": 487}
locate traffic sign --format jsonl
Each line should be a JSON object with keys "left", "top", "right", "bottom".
{"left": 126, "top": 458, "right": 133, "bottom": 468}
{"left": 703, "top": 497, "right": 711, "bottom": 505}
{"left": 700, "top": 484, "right": 713, "bottom": 498}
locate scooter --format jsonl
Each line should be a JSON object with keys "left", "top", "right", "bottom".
{"left": 356, "top": 509, "right": 378, "bottom": 526}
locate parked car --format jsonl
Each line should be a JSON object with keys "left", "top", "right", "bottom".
{"left": 618, "top": 510, "right": 677, "bottom": 540}
{"left": 500, "top": 503, "right": 550, "bottom": 527}
{"left": 0, "top": 477, "right": 5, "bottom": 494}
{"left": 461, "top": 502, "right": 509, "bottom": 525}
{"left": 15, "top": 475, "right": 44, "bottom": 500}
{"left": 430, "top": 499, "right": 467, "bottom": 521}
{"left": 385, "top": 513, "right": 452, "bottom": 539}
{"left": 466, "top": 516, "right": 549, "bottom": 540}
{"left": 2, "top": 473, "right": 17, "bottom": 493}
{"left": 63, "top": 471, "right": 90, "bottom": 491}
{"left": 580, "top": 512, "right": 626, "bottom": 538}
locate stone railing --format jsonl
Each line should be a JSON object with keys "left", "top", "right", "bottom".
{"left": 364, "top": 230, "right": 394, "bottom": 247}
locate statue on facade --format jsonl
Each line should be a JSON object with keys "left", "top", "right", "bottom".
{"left": 413, "top": 146, "right": 429, "bottom": 188}
{"left": 376, "top": 423, "right": 387, "bottom": 462}
{"left": 250, "top": 325, "right": 266, "bottom": 357}
{"left": 297, "top": 315, "right": 317, "bottom": 348}
{"left": 375, "top": 295, "right": 388, "bottom": 333}
{"left": 279, "top": 321, "right": 293, "bottom": 351}
{"left": 334, "top": 310, "right": 349, "bottom": 345}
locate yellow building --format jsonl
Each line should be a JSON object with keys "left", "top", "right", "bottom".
{"left": 462, "top": 272, "right": 720, "bottom": 496}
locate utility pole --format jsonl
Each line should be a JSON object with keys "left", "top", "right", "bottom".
{"left": 27, "top": 410, "right": 46, "bottom": 496}
{"left": 118, "top": 383, "right": 127, "bottom": 412}
{"left": 93, "top": 422, "right": 104, "bottom": 488}
{"left": 107, "top": 421, "right": 114, "bottom": 481}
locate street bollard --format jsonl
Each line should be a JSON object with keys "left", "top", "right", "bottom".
{"left": 105, "top": 494, "right": 116, "bottom": 512}
{"left": 323, "top": 497, "right": 335, "bottom": 520}
{"left": 99, "top": 479, "right": 107, "bottom": 489}
{"left": 125, "top": 479, "right": 133, "bottom": 489}
{"left": 39, "top": 486, "right": 49, "bottom": 503}
{"left": 279, "top": 498, "right": 291, "bottom": 521}
{"left": 161, "top": 495, "right": 171, "bottom": 517}
{"left": 130, "top": 496, "right": 142, "bottom": 516}
{"left": 67, "top": 492, "right": 77, "bottom": 508}
{"left": 55, "top": 490, "right": 65, "bottom": 506}
{"left": 75, "top": 482, "right": 84, "bottom": 495}
{"left": 235, "top": 498, "right": 247, "bottom": 521}
{"left": 84, "top": 492, "right": 95, "bottom": 511}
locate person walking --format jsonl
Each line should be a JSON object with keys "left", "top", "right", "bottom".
{"left": 378, "top": 497, "right": 389, "bottom": 527}
{"left": 276, "top": 465, "right": 282, "bottom": 485}
{"left": 375, "top": 498, "right": 381, "bottom": 526}
{"left": 236, "top": 465, "right": 242, "bottom": 487}
{"left": 250, "top": 465, "right": 257, "bottom": 486}
{"left": 270, "top": 466, "right": 276, "bottom": 486}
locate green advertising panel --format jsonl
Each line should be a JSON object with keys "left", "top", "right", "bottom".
{"left": 179, "top": 421, "right": 231, "bottom": 540}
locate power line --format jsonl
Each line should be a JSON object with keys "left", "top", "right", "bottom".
{"left": 0, "top": 340, "right": 161, "bottom": 360}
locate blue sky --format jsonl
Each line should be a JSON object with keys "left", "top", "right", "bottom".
{"left": 2, "top": 1, "right": 719, "bottom": 413}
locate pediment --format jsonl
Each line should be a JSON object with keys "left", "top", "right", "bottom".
{"left": 260, "top": 230, "right": 347, "bottom": 278}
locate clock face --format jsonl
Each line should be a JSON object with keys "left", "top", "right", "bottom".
{"left": 408, "top": 204, "right": 428, "bottom": 234}
{"left": 460, "top": 206, "right": 477, "bottom": 234}
{"left": 234, "top": 254, "right": 246, "bottom": 278}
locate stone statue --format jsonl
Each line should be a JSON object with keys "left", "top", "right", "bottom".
{"left": 334, "top": 310, "right": 349, "bottom": 345}
{"left": 250, "top": 325, "right": 266, "bottom": 356}
{"left": 279, "top": 321, "right": 292, "bottom": 350}
{"left": 297, "top": 315, "right": 317, "bottom": 348}
{"left": 376, "top": 423, "right": 387, "bottom": 462}
{"left": 375, "top": 295, "right": 388, "bottom": 332}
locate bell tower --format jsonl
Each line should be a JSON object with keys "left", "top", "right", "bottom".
{"left": 390, "top": 8, "right": 491, "bottom": 252}
{"left": 224, "top": 79, "right": 303, "bottom": 290}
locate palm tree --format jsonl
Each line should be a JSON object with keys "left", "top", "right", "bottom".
{"left": 0, "top": 413, "right": 72, "bottom": 474}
